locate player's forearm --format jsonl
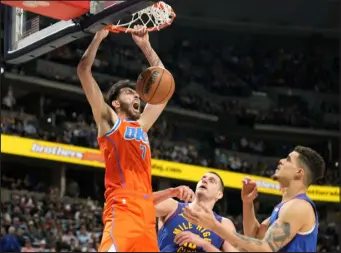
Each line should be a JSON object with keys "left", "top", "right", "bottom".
{"left": 152, "top": 188, "right": 174, "bottom": 205}
{"left": 78, "top": 35, "right": 103, "bottom": 70}
{"left": 201, "top": 241, "right": 222, "bottom": 252}
{"left": 212, "top": 221, "right": 271, "bottom": 252}
{"left": 242, "top": 202, "right": 260, "bottom": 237}
{"left": 138, "top": 42, "right": 165, "bottom": 68}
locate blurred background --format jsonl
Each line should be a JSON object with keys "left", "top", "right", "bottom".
{"left": 0, "top": 0, "right": 340, "bottom": 252}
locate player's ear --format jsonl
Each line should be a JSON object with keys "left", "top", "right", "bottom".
{"left": 112, "top": 100, "right": 120, "bottom": 110}
{"left": 294, "top": 167, "right": 305, "bottom": 180}
{"left": 216, "top": 191, "right": 223, "bottom": 200}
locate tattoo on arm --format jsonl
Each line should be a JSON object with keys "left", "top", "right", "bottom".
{"left": 233, "top": 232, "right": 263, "bottom": 246}
{"left": 140, "top": 44, "right": 163, "bottom": 67}
{"left": 232, "top": 244, "right": 249, "bottom": 252}
{"left": 264, "top": 222, "right": 291, "bottom": 252}
{"left": 232, "top": 222, "right": 291, "bottom": 252}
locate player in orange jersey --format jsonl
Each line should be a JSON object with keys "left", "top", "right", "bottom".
{"left": 77, "top": 27, "right": 193, "bottom": 252}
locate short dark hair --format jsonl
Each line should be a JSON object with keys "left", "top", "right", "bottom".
{"left": 208, "top": 171, "right": 224, "bottom": 191}
{"left": 294, "top": 146, "right": 325, "bottom": 186}
{"left": 105, "top": 80, "right": 135, "bottom": 110}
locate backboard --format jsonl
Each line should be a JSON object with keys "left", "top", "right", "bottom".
{"left": 3, "top": 0, "right": 157, "bottom": 64}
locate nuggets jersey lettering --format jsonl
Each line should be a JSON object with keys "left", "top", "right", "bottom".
{"left": 158, "top": 203, "right": 224, "bottom": 252}
{"left": 269, "top": 194, "right": 318, "bottom": 252}
{"left": 98, "top": 118, "right": 152, "bottom": 200}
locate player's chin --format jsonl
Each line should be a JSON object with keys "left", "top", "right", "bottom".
{"left": 129, "top": 110, "right": 141, "bottom": 120}
{"left": 271, "top": 174, "right": 278, "bottom": 181}
{"left": 196, "top": 190, "right": 207, "bottom": 196}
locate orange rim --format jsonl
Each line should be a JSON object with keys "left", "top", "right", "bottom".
{"left": 105, "top": 3, "right": 176, "bottom": 34}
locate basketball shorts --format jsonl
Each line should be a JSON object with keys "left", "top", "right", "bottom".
{"left": 98, "top": 191, "right": 159, "bottom": 252}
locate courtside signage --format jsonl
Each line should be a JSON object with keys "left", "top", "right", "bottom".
{"left": 1, "top": 134, "right": 104, "bottom": 167}
{"left": 1, "top": 134, "right": 339, "bottom": 202}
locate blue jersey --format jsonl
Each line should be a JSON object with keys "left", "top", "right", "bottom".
{"left": 269, "top": 193, "right": 318, "bottom": 252}
{"left": 158, "top": 202, "right": 225, "bottom": 252}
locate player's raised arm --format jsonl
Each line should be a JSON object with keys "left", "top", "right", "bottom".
{"left": 183, "top": 199, "right": 313, "bottom": 252}
{"left": 132, "top": 25, "right": 170, "bottom": 132}
{"left": 77, "top": 30, "right": 117, "bottom": 132}
{"left": 242, "top": 177, "right": 270, "bottom": 239}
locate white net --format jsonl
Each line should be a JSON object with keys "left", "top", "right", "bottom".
{"left": 107, "top": 1, "right": 175, "bottom": 33}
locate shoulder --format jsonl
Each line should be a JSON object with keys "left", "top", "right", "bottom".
{"left": 279, "top": 198, "right": 314, "bottom": 220}
{"left": 282, "top": 198, "right": 314, "bottom": 213}
{"left": 220, "top": 217, "right": 236, "bottom": 231}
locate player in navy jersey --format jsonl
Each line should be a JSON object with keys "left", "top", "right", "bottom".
{"left": 156, "top": 172, "right": 238, "bottom": 252}
{"left": 183, "top": 146, "right": 325, "bottom": 252}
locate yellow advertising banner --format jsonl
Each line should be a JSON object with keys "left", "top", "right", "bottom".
{"left": 1, "top": 134, "right": 339, "bottom": 202}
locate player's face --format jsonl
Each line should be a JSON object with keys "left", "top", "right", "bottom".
{"left": 195, "top": 173, "right": 223, "bottom": 201}
{"left": 272, "top": 151, "right": 305, "bottom": 186}
{"left": 117, "top": 87, "right": 141, "bottom": 120}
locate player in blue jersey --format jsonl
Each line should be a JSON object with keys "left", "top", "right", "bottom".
{"left": 183, "top": 146, "right": 325, "bottom": 252}
{"left": 156, "top": 172, "right": 238, "bottom": 252}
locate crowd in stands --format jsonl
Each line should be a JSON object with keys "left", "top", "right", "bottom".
{"left": 1, "top": 182, "right": 103, "bottom": 252}
{"left": 10, "top": 33, "right": 338, "bottom": 131}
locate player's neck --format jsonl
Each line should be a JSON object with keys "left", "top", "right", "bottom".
{"left": 281, "top": 183, "right": 307, "bottom": 202}
{"left": 117, "top": 112, "right": 131, "bottom": 121}
{"left": 191, "top": 198, "right": 215, "bottom": 211}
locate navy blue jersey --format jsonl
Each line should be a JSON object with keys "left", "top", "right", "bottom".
{"left": 158, "top": 202, "right": 225, "bottom": 252}
{"left": 269, "top": 194, "right": 318, "bottom": 252}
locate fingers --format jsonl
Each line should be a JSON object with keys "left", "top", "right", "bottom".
{"left": 176, "top": 236, "right": 191, "bottom": 246}
{"left": 183, "top": 207, "right": 200, "bottom": 224}
{"left": 183, "top": 187, "right": 194, "bottom": 203}
{"left": 249, "top": 187, "right": 258, "bottom": 198}
{"left": 188, "top": 190, "right": 195, "bottom": 203}
{"left": 174, "top": 232, "right": 190, "bottom": 245}
{"left": 242, "top": 177, "right": 256, "bottom": 186}
{"left": 242, "top": 176, "right": 250, "bottom": 185}
{"left": 179, "top": 187, "right": 186, "bottom": 202}
{"left": 133, "top": 25, "right": 147, "bottom": 36}
{"left": 176, "top": 186, "right": 194, "bottom": 203}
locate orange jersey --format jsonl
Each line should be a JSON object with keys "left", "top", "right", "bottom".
{"left": 98, "top": 118, "right": 152, "bottom": 201}
{"left": 97, "top": 118, "right": 159, "bottom": 252}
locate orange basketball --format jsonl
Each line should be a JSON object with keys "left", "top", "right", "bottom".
{"left": 136, "top": 66, "right": 175, "bottom": 105}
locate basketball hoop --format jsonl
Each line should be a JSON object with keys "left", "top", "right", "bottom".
{"left": 105, "top": 1, "right": 175, "bottom": 33}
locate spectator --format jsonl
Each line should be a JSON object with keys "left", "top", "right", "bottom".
{"left": 0, "top": 226, "right": 21, "bottom": 252}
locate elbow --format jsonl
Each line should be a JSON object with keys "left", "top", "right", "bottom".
{"left": 77, "top": 62, "right": 91, "bottom": 75}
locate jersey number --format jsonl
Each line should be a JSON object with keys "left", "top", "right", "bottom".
{"left": 140, "top": 144, "right": 146, "bottom": 160}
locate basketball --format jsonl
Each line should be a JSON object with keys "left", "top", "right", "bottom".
{"left": 136, "top": 66, "right": 175, "bottom": 105}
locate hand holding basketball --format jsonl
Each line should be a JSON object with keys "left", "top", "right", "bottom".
{"left": 132, "top": 25, "right": 149, "bottom": 46}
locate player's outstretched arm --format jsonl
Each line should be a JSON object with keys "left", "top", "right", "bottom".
{"left": 183, "top": 200, "right": 312, "bottom": 252}
{"left": 215, "top": 218, "right": 239, "bottom": 252}
{"left": 132, "top": 25, "right": 170, "bottom": 132}
{"left": 77, "top": 30, "right": 117, "bottom": 131}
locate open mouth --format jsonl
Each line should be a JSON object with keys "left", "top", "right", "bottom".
{"left": 132, "top": 101, "right": 140, "bottom": 110}
{"left": 199, "top": 185, "right": 207, "bottom": 190}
